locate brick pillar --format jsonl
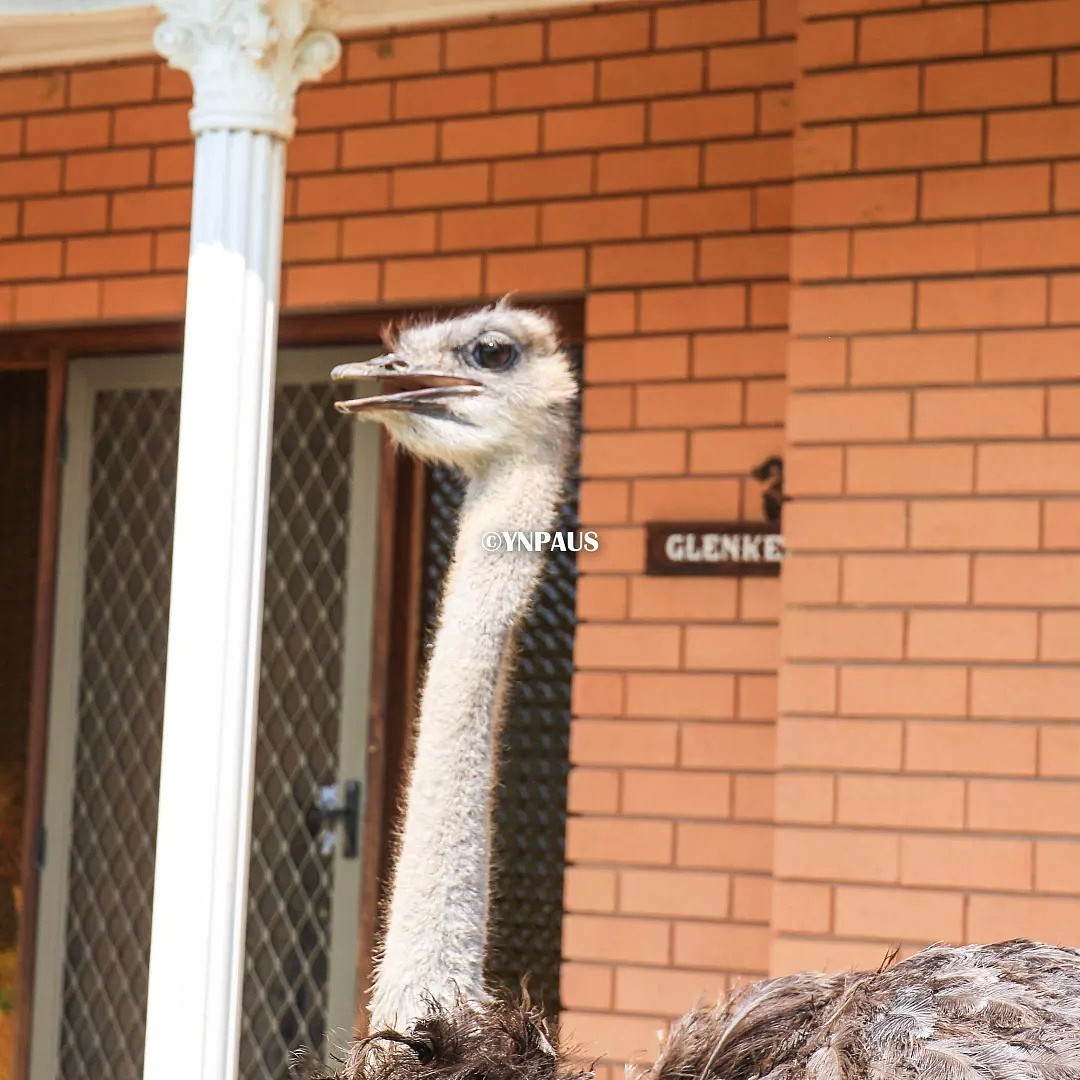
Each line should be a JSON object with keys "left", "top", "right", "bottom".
{"left": 777, "top": 0, "right": 1080, "bottom": 972}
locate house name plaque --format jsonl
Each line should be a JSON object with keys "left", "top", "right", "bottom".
{"left": 645, "top": 521, "right": 785, "bottom": 577}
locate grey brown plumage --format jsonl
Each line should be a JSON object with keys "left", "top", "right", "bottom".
{"left": 325, "top": 939, "right": 1080, "bottom": 1080}
{"left": 644, "top": 939, "right": 1080, "bottom": 1080}
{"left": 319, "top": 996, "right": 588, "bottom": 1080}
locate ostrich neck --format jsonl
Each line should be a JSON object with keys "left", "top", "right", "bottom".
{"left": 369, "top": 439, "right": 569, "bottom": 1032}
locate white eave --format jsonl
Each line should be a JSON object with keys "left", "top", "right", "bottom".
{"left": 0, "top": 0, "right": 615, "bottom": 74}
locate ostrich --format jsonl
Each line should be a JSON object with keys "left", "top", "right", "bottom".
{"left": 642, "top": 940, "right": 1080, "bottom": 1080}
{"left": 328, "top": 301, "right": 580, "bottom": 1066}
{"left": 326, "top": 303, "right": 1080, "bottom": 1080}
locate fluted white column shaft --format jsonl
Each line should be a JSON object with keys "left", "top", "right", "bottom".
{"left": 143, "top": 126, "right": 286, "bottom": 1080}
{"left": 144, "top": 5, "right": 338, "bottom": 1080}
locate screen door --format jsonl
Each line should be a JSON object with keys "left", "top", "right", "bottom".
{"left": 29, "top": 348, "right": 381, "bottom": 1080}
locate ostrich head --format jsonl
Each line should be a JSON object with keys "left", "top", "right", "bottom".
{"left": 331, "top": 303, "right": 576, "bottom": 474}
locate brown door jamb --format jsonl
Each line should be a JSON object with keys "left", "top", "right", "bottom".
{"left": 352, "top": 441, "right": 428, "bottom": 1034}
{"left": 4, "top": 350, "right": 66, "bottom": 1080}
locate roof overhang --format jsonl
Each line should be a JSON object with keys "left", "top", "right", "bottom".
{"left": 0, "top": 0, "right": 616, "bottom": 74}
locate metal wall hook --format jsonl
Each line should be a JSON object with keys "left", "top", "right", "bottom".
{"left": 750, "top": 456, "right": 785, "bottom": 523}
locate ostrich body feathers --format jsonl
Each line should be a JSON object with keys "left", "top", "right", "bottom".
{"left": 645, "top": 939, "right": 1080, "bottom": 1080}
{"left": 326, "top": 940, "right": 1080, "bottom": 1080}
{"left": 325, "top": 997, "right": 588, "bottom": 1080}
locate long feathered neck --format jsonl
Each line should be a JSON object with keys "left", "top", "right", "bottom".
{"left": 369, "top": 427, "right": 570, "bottom": 1032}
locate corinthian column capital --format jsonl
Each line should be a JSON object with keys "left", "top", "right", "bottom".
{"left": 153, "top": 0, "right": 341, "bottom": 138}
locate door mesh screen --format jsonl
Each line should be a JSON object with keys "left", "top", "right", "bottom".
{"left": 241, "top": 383, "right": 351, "bottom": 1076}
{"left": 419, "top": 361, "right": 580, "bottom": 1012}
{"left": 59, "top": 380, "right": 352, "bottom": 1080}
{"left": 59, "top": 388, "right": 178, "bottom": 1080}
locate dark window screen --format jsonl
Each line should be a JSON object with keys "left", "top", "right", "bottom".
{"left": 418, "top": 353, "right": 580, "bottom": 1011}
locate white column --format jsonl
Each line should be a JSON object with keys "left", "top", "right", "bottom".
{"left": 144, "top": 6, "right": 339, "bottom": 1080}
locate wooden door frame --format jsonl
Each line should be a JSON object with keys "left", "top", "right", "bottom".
{"left": 0, "top": 301, "right": 584, "bottom": 357}
{"left": 352, "top": 439, "right": 426, "bottom": 1032}
{"left": 0, "top": 350, "right": 65, "bottom": 1080}
{"left": 0, "top": 299, "right": 585, "bottom": 1062}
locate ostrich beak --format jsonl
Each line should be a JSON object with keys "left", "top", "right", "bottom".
{"left": 331, "top": 354, "right": 484, "bottom": 415}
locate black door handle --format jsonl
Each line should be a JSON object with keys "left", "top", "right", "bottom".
{"left": 312, "top": 780, "right": 361, "bottom": 859}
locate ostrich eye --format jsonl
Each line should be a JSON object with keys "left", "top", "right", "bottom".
{"left": 469, "top": 335, "right": 519, "bottom": 371}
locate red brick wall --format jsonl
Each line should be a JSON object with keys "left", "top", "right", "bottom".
{"left": 779, "top": 0, "right": 1080, "bottom": 975}
{"left": 5, "top": 0, "right": 1080, "bottom": 1073}
{"left": 559, "top": 1, "right": 792, "bottom": 1065}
